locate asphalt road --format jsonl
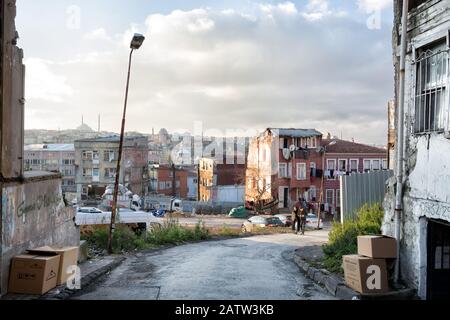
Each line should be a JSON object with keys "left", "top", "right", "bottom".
{"left": 73, "top": 231, "right": 334, "bottom": 300}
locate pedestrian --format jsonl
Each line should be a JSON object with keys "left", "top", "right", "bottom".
{"left": 298, "top": 198, "right": 308, "bottom": 235}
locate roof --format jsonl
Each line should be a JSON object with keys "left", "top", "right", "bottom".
{"left": 267, "top": 128, "right": 323, "bottom": 138}
{"left": 322, "top": 139, "right": 387, "bottom": 154}
{"left": 75, "top": 135, "right": 146, "bottom": 143}
{"left": 24, "top": 144, "right": 75, "bottom": 151}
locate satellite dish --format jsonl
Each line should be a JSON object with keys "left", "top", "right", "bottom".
{"left": 289, "top": 145, "right": 297, "bottom": 152}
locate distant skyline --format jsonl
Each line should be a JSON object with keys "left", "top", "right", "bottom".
{"left": 17, "top": 0, "right": 394, "bottom": 145}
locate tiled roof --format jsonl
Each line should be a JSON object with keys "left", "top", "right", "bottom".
{"left": 322, "top": 139, "right": 387, "bottom": 154}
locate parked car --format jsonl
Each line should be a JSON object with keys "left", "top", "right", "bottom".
{"left": 76, "top": 207, "right": 103, "bottom": 214}
{"left": 241, "top": 216, "right": 284, "bottom": 233}
{"left": 294, "top": 213, "right": 324, "bottom": 230}
{"left": 274, "top": 214, "right": 293, "bottom": 227}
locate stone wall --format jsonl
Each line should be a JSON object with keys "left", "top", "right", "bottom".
{"left": 0, "top": 172, "right": 80, "bottom": 296}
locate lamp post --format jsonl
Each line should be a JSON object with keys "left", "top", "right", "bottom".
{"left": 316, "top": 140, "right": 337, "bottom": 230}
{"left": 108, "top": 33, "right": 145, "bottom": 254}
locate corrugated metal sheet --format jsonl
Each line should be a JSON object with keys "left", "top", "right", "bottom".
{"left": 340, "top": 170, "right": 394, "bottom": 222}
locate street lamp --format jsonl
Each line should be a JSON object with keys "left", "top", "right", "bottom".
{"left": 316, "top": 140, "right": 337, "bottom": 230}
{"left": 108, "top": 33, "right": 145, "bottom": 254}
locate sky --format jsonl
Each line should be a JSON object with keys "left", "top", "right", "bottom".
{"left": 17, "top": 0, "right": 394, "bottom": 145}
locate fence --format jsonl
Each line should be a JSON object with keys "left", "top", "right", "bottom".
{"left": 340, "top": 170, "right": 394, "bottom": 222}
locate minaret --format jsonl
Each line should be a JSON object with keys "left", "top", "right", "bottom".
{"left": 98, "top": 114, "right": 101, "bottom": 133}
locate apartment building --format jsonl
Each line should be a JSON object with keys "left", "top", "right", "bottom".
{"left": 245, "top": 128, "right": 324, "bottom": 211}
{"left": 24, "top": 144, "right": 76, "bottom": 195}
{"left": 74, "top": 136, "right": 148, "bottom": 202}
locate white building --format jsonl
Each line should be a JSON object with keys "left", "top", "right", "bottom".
{"left": 383, "top": 0, "right": 450, "bottom": 300}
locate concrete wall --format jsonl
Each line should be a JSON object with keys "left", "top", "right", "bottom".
{"left": 383, "top": 0, "right": 450, "bottom": 299}
{"left": 0, "top": 173, "right": 80, "bottom": 296}
{"left": 1, "top": 0, "right": 25, "bottom": 179}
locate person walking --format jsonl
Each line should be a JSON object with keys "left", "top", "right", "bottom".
{"left": 292, "top": 198, "right": 308, "bottom": 235}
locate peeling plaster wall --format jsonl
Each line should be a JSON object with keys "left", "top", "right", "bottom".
{"left": 0, "top": 174, "right": 80, "bottom": 296}
{"left": 384, "top": 0, "right": 450, "bottom": 299}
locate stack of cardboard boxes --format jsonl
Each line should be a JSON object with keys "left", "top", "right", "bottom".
{"left": 8, "top": 246, "right": 79, "bottom": 295}
{"left": 343, "top": 235, "right": 397, "bottom": 294}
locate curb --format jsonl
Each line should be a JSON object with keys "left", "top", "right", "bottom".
{"left": 293, "top": 253, "right": 361, "bottom": 300}
{"left": 40, "top": 256, "right": 126, "bottom": 300}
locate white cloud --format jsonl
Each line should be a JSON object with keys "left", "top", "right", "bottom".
{"left": 357, "top": 0, "right": 393, "bottom": 13}
{"left": 302, "top": 0, "right": 332, "bottom": 21}
{"left": 83, "top": 28, "right": 112, "bottom": 41}
{"left": 25, "top": 58, "right": 73, "bottom": 103}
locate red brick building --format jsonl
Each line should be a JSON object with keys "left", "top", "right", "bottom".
{"left": 149, "top": 165, "right": 188, "bottom": 199}
{"left": 321, "top": 139, "right": 388, "bottom": 216}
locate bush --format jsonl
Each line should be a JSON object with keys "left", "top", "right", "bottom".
{"left": 83, "top": 220, "right": 210, "bottom": 254}
{"left": 323, "top": 204, "right": 384, "bottom": 273}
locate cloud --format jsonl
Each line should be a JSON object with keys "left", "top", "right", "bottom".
{"left": 357, "top": 0, "right": 393, "bottom": 13}
{"left": 25, "top": 58, "right": 73, "bottom": 103}
{"left": 83, "top": 28, "right": 112, "bottom": 41}
{"left": 23, "top": 3, "right": 393, "bottom": 145}
{"left": 302, "top": 0, "right": 332, "bottom": 21}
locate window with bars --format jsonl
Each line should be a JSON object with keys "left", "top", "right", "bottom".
{"left": 414, "top": 41, "right": 448, "bottom": 134}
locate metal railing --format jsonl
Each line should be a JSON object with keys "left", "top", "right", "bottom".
{"left": 413, "top": 44, "right": 449, "bottom": 134}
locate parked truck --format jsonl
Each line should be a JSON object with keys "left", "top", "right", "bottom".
{"left": 143, "top": 196, "right": 183, "bottom": 213}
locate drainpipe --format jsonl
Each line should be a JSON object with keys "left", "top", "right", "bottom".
{"left": 394, "top": 0, "right": 408, "bottom": 284}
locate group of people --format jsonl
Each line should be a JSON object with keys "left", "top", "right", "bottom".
{"left": 291, "top": 198, "right": 309, "bottom": 235}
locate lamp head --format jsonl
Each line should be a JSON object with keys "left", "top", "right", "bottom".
{"left": 130, "top": 33, "right": 145, "bottom": 50}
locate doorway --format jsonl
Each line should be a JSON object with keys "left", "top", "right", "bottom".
{"left": 283, "top": 188, "right": 289, "bottom": 208}
{"left": 427, "top": 219, "right": 450, "bottom": 300}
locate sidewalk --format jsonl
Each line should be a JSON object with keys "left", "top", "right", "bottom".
{"left": 1, "top": 255, "right": 126, "bottom": 300}
{"left": 293, "top": 246, "right": 416, "bottom": 300}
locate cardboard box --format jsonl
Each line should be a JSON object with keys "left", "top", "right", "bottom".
{"left": 28, "top": 246, "right": 79, "bottom": 286}
{"left": 343, "top": 255, "right": 389, "bottom": 294}
{"left": 357, "top": 235, "right": 397, "bottom": 259}
{"left": 8, "top": 254, "right": 60, "bottom": 295}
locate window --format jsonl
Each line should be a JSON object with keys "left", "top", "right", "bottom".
{"left": 350, "top": 159, "right": 359, "bottom": 172}
{"left": 63, "top": 159, "right": 74, "bottom": 165}
{"left": 92, "top": 168, "right": 99, "bottom": 177}
{"left": 311, "top": 137, "right": 317, "bottom": 148}
{"left": 279, "top": 163, "right": 288, "bottom": 178}
{"left": 338, "top": 159, "right": 347, "bottom": 172}
{"left": 104, "top": 150, "right": 116, "bottom": 162}
{"left": 176, "top": 180, "right": 180, "bottom": 188}
{"left": 326, "top": 159, "right": 336, "bottom": 180}
{"left": 372, "top": 159, "right": 381, "bottom": 171}
{"left": 82, "top": 168, "right": 92, "bottom": 177}
{"left": 414, "top": 41, "right": 448, "bottom": 133}
{"left": 296, "top": 163, "right": 307, "bottom": 180}
{"left": 326, "top": 189, "right": 335, "bottom": 205}
{"left": 166, "top": 181, "right": 172, "bottom": 189}
{"left": 280, "top": 138, "right": 289, "bottom": 149}
{"left": 382, "top": 159, "right": 388, "bottom": 170}
{"left": 104, "top": 168, "right": 116, "bottom": 178}
{"left": 82, "top": 151, "right": 93, "bottom": 160}
{"left": 159, "top": 182, "right": 166, "bottom": 190}
{"left": 363, "top": 160, "right": 371, "bottom": 172}
{"left": 93, "top": 151, "right": 100, "bottom": 160}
